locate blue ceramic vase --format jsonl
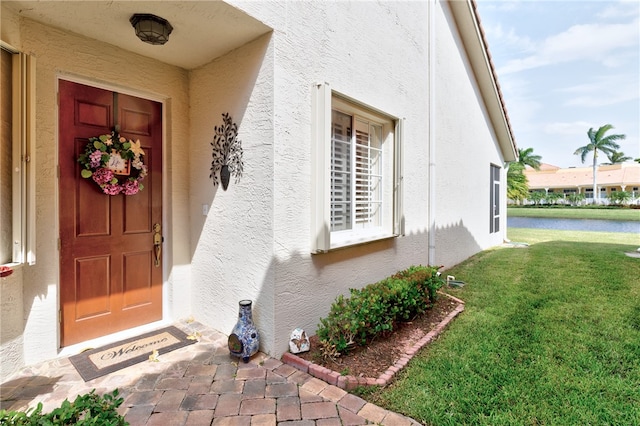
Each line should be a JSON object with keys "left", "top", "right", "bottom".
{"left": 228, "top": 300, "right": 260, "bottom": 362}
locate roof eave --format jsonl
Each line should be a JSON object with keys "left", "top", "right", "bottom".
{"left": 447, "top": 0, "right": 518, "bottom": 163}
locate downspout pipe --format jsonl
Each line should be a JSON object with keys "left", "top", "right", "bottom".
{"left": 428, "top": 0, "right": 437, "bottom": 266}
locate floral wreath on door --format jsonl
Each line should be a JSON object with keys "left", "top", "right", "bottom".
{"left": 77, "top": 131, "right": 147, "bottom": 195}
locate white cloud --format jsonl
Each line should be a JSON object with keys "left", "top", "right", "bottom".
{"left": 543, "top": 121, "right": 593, "bottom": 136}
{"left": 561, "top": 73, "right": 640, "bottom": 107}
{"left": 597, "top": 1, "right": 640, "bottom": 19}
{"left": 498, "top": 18, "right": 639, "bottom": 74}
{"left": 482, "top": 23, "right": 535, "bottom": 53}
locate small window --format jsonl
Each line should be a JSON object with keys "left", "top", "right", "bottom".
{"left": 311, "top": 83, "right": 403, "bottom": 252}
{"left": 1, "top": 44, "right": 35, "bottom": 265}
{"left": 490, "top": 164, "right": 500, "bottom": 234}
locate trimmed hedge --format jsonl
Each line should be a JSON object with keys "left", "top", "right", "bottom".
{"left": 316, "top": 265, "right": 445, "bottom": 356}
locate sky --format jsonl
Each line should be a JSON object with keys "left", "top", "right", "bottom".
{"left": 474, "top": 0, "right": 639, "bottom": 168}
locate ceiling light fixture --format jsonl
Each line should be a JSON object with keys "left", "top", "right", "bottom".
{"left": 130, "top": 13, "right": 173, "bottom": 46}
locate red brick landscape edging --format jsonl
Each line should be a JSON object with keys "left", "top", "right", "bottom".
{"left": 282, "top": 292, "right": 465, "bottom": 390}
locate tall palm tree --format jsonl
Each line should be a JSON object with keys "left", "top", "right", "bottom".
{"left": 605, "top": 151, "right": 632, "bottom": 164}
{"left": 517, "top": 147, "right": 542, "bottom": 170}
{"left": 574, "top": 124, "right": 626, "bottom": 204}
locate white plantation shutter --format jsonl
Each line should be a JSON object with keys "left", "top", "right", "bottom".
{"left": 331, "top": 111, "right": 351, "bottom": 231}
{"left": 312, "top": 83, "right": 401, "bottom": 253}
{"left": 354, "top": 120, "right": 382, "bottom": 229}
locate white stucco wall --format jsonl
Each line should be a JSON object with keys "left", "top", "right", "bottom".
{"left": 0, "top": 9, "right": 192, "bottom": 368}
{"left": 189, "top": 34, "right": 276, "bottom": 355}
{"left": 433, "top": 1, "right": 508, "bottom": 268}
{"left": 212, "top": 1, "right": 432, "bottom": 357}
{"left": 1, "top": 0, "right": 514, "bottom": 374}
{"left": 0, "top": 267, "right": 24, "bottom": 382}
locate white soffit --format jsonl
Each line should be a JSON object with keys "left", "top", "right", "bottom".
{"left": 2, "top": 1, "right": 272, "bottom": 70}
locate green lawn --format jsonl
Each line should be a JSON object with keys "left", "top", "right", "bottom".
{"left": 508, "top": 206, "right": 640, "bottom": 221}
{"left": 367, "top": 228, "right": 640, "bottom": 425}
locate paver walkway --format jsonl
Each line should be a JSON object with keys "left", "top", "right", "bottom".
{"left": 0, "top": 321, "right": 420, "bottom": 425}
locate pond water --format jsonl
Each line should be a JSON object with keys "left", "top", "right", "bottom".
{"left": 507, "top": 217, "right": 640, "bottom": 234}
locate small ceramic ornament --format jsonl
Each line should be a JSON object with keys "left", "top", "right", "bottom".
{"left": 289, "top": 328, "right": 310, "bottom": 354}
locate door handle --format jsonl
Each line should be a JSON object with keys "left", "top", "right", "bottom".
{"left": 153, "top": 223, "right": 163, "bottom": 267}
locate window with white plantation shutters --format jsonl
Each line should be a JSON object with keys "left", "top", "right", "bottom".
{"left": 312, "top": 83, "right": 403, "bottom": 253}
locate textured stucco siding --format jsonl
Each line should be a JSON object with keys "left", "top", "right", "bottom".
{"left": 189, "top": 34, "right": 277, "bottom": 356}
{"left": 223, "top": 1, "right": 432, "bottom": 357}
{"left": 1, "top": 0, "right": 512, "bottom": 372}
{"left": 434, "top": 1, "right": 507, "bottom": 269}
{"left": 0, "top": 267, "right": 24, "bottom": 382}
{"left": 0, "top": 9, "right": 192, "bottom": 368}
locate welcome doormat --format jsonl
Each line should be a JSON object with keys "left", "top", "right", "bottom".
{"left": 69, "top": 326, "right": 197, "bottom": 381}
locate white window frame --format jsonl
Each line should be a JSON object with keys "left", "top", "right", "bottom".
{"left": 1, "top": 42, "right": 36, "bottom": 266}
{"left": 311, "top": 83, "right": 403, "bottom": 253}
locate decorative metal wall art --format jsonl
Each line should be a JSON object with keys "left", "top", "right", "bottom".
{"left": 210, "top": 113, "right": 244, "bottom": 190}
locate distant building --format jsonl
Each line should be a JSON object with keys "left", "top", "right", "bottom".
{"left": 524, "top": 163, "right": 640, "bottom": 204}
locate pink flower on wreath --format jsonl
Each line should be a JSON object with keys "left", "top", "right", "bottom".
{"left": 89, "top": 150, "right": 103, "bottom": 168}
{"left": 138, "top": 165, "right": 148, "bottom": 179}
{"left": 122, "top": 180, "right": 140, "bottom": 195}
{"left": 102, "top": 183, "right": 122, "bottom": 195}
{"left": 92, "top": 167, "right": 114, "bottom": 185}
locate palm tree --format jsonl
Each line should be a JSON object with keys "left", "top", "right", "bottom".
{"left": 573, "top": 124, "right": 626, "bottom": 204}
{"left": 518, "top": 147, "right": 542, "bottom": 170}
{"left": 507, "top": 162, "right": 529, "bottom": 204}
{"left": 604, "top": 151, "right": 632, "bottom": 164}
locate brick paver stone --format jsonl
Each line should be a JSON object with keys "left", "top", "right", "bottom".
{"left": 379, "top": 411, "right": 415, "bottom": 426}
{"left": 272, "top": 363, "right": 298, "bottom": 378}
{"left": 123, "top": 405, "right": 154, "bottom": 425}
{"left": 146, "top": 411, "right": 189, "bottom": 426}
{"left": 276, "top": 396, "right": 301, "bottom": 421}
{"left": 298, "top": 389, "right": 324, "bottom": 404}
{"left": 250, "top": 413, "right": 277, "bottom": 426}
{"left": 316, "top": 418, "right": 343, "bottom": 426}
{"left": 235, "top": 367, "right": 266, "bottom": 381}
{"left": 214, "top": 364, "right": 239, "bottom": 380}
{"left": 239, "top": 398, "right": 276, "bottom": 415}
{"left": 155, "top": 377, "right": 192, "bottom": 390}
{"left": 260, "top": 358, "right": 283, "bottom": 371}
{"left": 154, "top": 390, "right": 186, "bottom": 412}
{"left": 191, "top": 393, "right": 220, "bottom": 411}
{"left": 211, "top": 379, "right": 245, "bottom": 394}
{"left": 265, "top": 382, "right": 298, "bottom": 398}
{"left": 185, "top": 364, "right": 218, "bottom": 377}
{"left": 188, "top": 376, "right": 215, "bottom": 394}
{"left": 319, "top": 385, "right": 347, "bottom": 402}
{"left": 337, "top": 405, "right": 368, "bottom": 426}
{"left": 265, "top": 370, "right": 288, "bottom": 384}
{"left": 300, "top": 377, "right": 328, "bottom": 395}
{"left": 357, "top": 403, "right": 388, "bottom": 424}
{"left": 337, "top": 393, "right": 367, "bottom": 413}
{"left": 211, "top": 415, "right": 252, "bottom": 426}
{"left": 214, "top": 393, "right": 243, "bottom": 417}
{"left": 241, "top": 379, "right": 266, "bottom": 399}
{"left": 123, "top": 390, "right": 164, "bottom": 407}
{"left": 185, "top": 409, "right": 215, "bottom": 426}
{"left": 134, "top": 374, "right": 161, "bottom": 391}
{"left": 301, "top": 401, "right": 338, "bottom": 420}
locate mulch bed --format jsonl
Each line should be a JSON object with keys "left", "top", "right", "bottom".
{"left": 295, "top": 295, "right": 461, "bottom": 379}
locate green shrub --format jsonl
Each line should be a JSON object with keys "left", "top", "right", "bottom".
{"left": 0, "top": 389, "right": 128, "bottom": 425}
{"left": 316, "top": 265, "right": 444, "bottom": 356}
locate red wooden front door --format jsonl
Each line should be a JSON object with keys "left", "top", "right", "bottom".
{"left": 59, "top": 80, "right": 163, "bottom": 347}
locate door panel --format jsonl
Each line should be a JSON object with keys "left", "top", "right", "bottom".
{"left": 59, "top": 80, "right": 163, "bottom": 346}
